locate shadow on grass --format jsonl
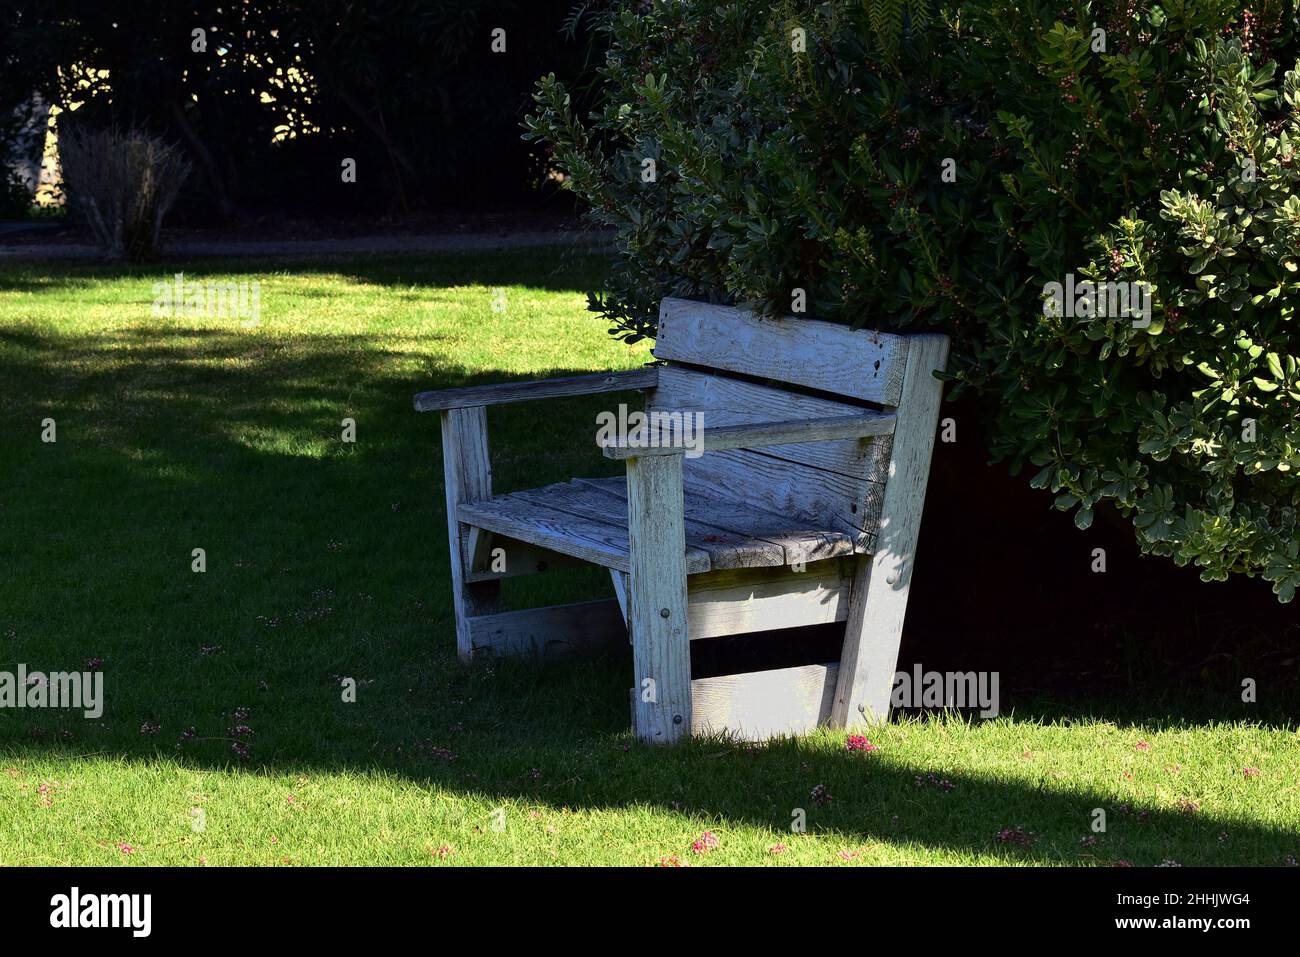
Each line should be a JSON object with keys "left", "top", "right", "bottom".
{"left": 0, "top": 244, "right": 614, "bottom": 297}
{"left": 0, "top": 272, "right": 1297, "bottom": 866}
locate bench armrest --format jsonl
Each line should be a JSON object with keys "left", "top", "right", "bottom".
{"left": 414, "top": 368, "right": 658, "bottom": 412}
{"left": 600, "top": 411, "right": 896, "bottom": 459}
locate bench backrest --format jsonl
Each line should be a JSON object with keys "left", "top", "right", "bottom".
{"left": 648, "top": 298, "right": 941, "bottom": 552}
{"left": 654, "top": 297, "right": 912, "bottom": 405}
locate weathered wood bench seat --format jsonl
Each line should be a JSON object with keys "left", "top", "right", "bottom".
{"left": 415, "top": 297, "right": 949, "bottom": 744}
{"left": 458, "top": 476, "right": 864, "bottom": 575}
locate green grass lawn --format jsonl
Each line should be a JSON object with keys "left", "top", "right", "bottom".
{"left": 1, "top": 248, "right": 1298, "bottom": 866}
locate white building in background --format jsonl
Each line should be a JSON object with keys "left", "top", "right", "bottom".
{"left": 6, "top": 93, "right": 63, "bottom": 208}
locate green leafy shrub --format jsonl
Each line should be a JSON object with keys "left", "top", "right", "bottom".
{"left": 525, "top": 0, "right": 1300, "bottom": 601}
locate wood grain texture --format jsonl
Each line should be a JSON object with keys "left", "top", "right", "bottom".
{"left": 458, "top": 486, "right": 646, "bottom": 572}
{"left": 653, "top": 298, "right": 909, "bottom": 405}
{"left": 462, "top": 476, "right": 836, "bottom": 575}
{"left": 682, "top": 448, "right": 881, "bottom": 552}
{"left": 572, "top": 477, "right": 784, "bottom": 569}
{"left": 610, "top": 570, "right": 630, "bottom": 627}
{"left": 573, "top": 477, "right": 852, "bottom": 568}
{"left": 414, "top": 368, "right": 657, "bottom": 412}
{"left": 466, "top": 599, "right": 626, "bottom": 658}
{"left": 512, "top": 480, "right": 776, "bottom": 571}
{"left": 626, "top": 454, "right": 692, "bottom": 744}
{"left": 685, "top": 560, "right": 853, "bottom": 640}
{"left": 855, "top": 432, "right": 895, "bottom": 538}
{"left": 672, "top": 489, "right": 857, "bottom": 565}
{"left": 649, "top": 366, "right": 892, "bottom": 477}
{"left": 692, "top": 663, "right": 839, "bottom": 741}
{"left": 600, "top": 413, "right": 895, "bottom": 459}
{"left": 646, "top": 364, "right": 890, "bottom": 553}
{"left": 439, "top": 407, "right": 503, "bottom": 663}
{"left": 832, "top": 334, "right": 950, "bottom": 726}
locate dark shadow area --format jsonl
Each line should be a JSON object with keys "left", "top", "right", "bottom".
{"left": 905, "top": 390, "right": 1300, "bottom": 716}
{"left": 691, "top": 623, "right": 845, "bottom": 680}
{"left": 0, "top": 243, "right": 615, "bottom": 298}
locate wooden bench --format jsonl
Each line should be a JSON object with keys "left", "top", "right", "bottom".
{"left": 414, "top": 298, "right": 949, "bottom": 743}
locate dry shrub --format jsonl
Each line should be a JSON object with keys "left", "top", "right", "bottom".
{"left": 58, "top": 126, "right": 190, "bottom": 261}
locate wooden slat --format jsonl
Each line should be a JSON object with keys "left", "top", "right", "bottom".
{"left": 610, "top": 570, "right": 630, "bottom": 627}
{"left": 461, "top": 480, "right": 811, "bottom": 575}
{"left": 649, "top": 366, "right": 892, "bottom": 477}
{"left": 463, "top": 533, "right": 585, "bottom": 582}
{"left": 654, "top": 298, "right": 909, "bottom": 405}
{"left": 571, "top": 478, "right": 786, "bottom": 569}
{"left": 522, "top": 483, "right": 777, "bottom": 570}
{"left": 600, "top": 413, "right": 894, "bottom": 459}
{"left": 414, "top": 368, "right": 657, "bottom": 412}
{"left": 683, "top": 450, "right": 882, "bottom": 552}
{"left": 692, "top": 663, "right": 839, "bottom": 741}
{"left": 464, "top": 525, "right": 493, "bottom": 573}
{"left": 686, "top": 560, "right": 853, "bottom": 640}
{"left": 459, "top": 488, "right": 646, "bottom": 573}
{"left": 440, "top": 408, "right": 503, "bottom": 663}
{"left": 833, "top": 334, "right": 950, "bottom": 726}
{"left": 506, "top": 482, "right": 722, "bottom": 572}
{"left": 627, "top": 454, "right": 692, "bottom": 744}
{"left": 574, "top": 477, "right": 855, "bottom": 566}
{"left": 466, "top": 599, "right": 626, "bottom": 657}
{"left": 853, "top": 432, "right": 893, "bottom": 538}
{"left": 679, "top": 493, "right": 857, "bottom": 564}
{"left": 646, "top": 364, "right": 889, "bottom": 552}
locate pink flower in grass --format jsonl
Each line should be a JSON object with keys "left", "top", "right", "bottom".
{"left": 658, "top": 855, "right": 684, "bottom": 867}
{"left": 845, "top": 735, "right": 878, "bottom": 753}
{"left": 1243, "top": 767, "right": 1261, "bottom": 778}
{"left": 1134, "top": 740, "right": 1151, "bottom": 752}
{"left": 116, "top": 842, "right": 135, "bottom": 854}
{"left": 433, "top": 844, "right": 454, "bottom": 859}
{"left": 690, "top": 831, "right": 720, "bottom": 854}
{"left": 769, "top": 843, "right": 787, "bottom": 855}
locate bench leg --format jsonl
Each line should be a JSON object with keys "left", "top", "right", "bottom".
{"left": 440, "top": 407, "right": 502, "bottom": 663}
{"left": 832, "top": 335, "right": 949, "bottom": 726}
{"left": 626, "top": 453, "right": 691, "bottom": 744}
